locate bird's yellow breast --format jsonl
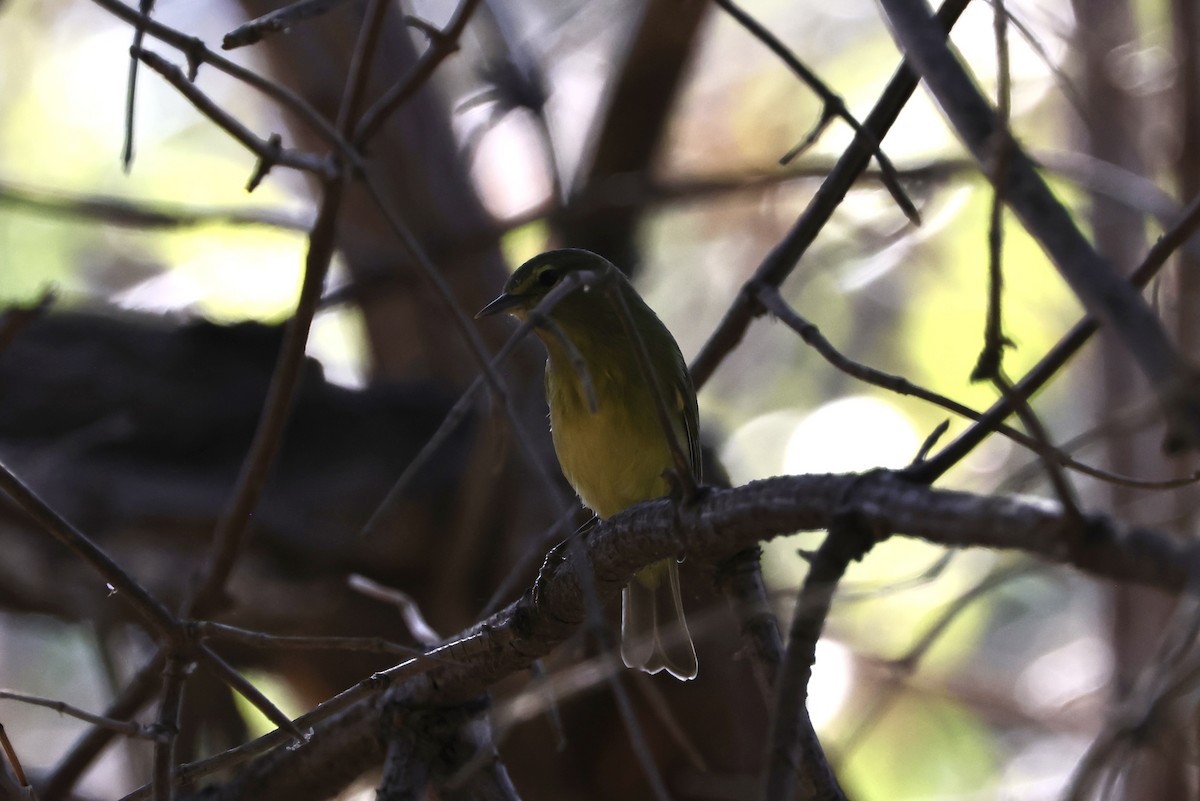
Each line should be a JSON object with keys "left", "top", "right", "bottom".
{"left": 545, "top": 358, "right": 676, "bottom": 520}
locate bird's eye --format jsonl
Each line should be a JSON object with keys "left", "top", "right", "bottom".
{"left": 537, "top": 269, "right": 560, "bottom": 287}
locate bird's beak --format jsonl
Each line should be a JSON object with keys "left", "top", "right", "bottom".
{"left": 475, "top": 292, "right": 524, "bottom": 319}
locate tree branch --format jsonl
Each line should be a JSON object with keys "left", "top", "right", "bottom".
{"left": 690, "top": 0, "right": 971, "bottom": 388}
{"left": 151, "top": 470, "right": 1200, "bottom": 800}
{"left": 876, "top": 0, "right": 1200, "bottom": 451}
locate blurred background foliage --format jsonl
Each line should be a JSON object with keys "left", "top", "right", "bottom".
{"left": 0, "top": 0, "right": 1190, "bottom": 798}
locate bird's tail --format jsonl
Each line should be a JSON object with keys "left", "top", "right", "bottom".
{"left": 620, "top": 558, "right": 698, "bottom": 680}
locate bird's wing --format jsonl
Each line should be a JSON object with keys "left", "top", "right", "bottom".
{"left": 674, "top": 368, "right": 702, "bottom": 483}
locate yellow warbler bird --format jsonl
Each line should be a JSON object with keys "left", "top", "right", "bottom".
{"left": 477, "top": 248, "right": 699, "bottom": 680}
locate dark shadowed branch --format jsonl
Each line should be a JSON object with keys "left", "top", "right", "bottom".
{"left": 877, "top": 0, "right": 1200, "bottom": 451}
{"left": 96, "top": 469, "right": 1200, "bottom": 800}
{"left": 89, "top": 0, "right": 355, "bottom": 158}
{"left": 222, "top": 0, "right": 357, "bottom": 50}
{"left": 712, "top": 0, "right": 918, "bottom": 225}
{"left": 690, "top": 0, "right": 972, "bottom": 389}
{"left": 916, "top": 187, "right": 1200, "bottom": 481}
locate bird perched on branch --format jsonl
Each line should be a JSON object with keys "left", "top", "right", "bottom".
{"left": 477, "top": 248, "right": 699, "bottom": 680}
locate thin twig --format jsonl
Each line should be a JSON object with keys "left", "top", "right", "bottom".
{"left": 151, "top": 654, "right": 189, "bottom": 801}
{"left": 42, "top": 650, "right": 166, "bottom": 801}
{"left": 754, "top": 285, "right": 1151, "bottom": 487}
{"left": 358, "top": 270, "right": 598, "bottom": 540}
{"left": 89, "top": 0, "right": 355, "bottom": 162}
{"left": 631, "top": 674, "right": 710, "bottom": 771}
{"left": 0, "top": 722, "right": 28, "bottom": 789}
{"left": 982, "top": 0, "right": 1086, "bottom": 120}
{"left": 540, "top": 316, "right": 598, "bottom": 414}
{"left": 487, "top": 654, "right": 614, "bottom": 735}
{"left": 999, "top": 408, "right": 1200, "bottom": 493}
{"left": 437, "top": 718, "right": 524, "bottom": 801}
{"left": 914, "top": 186, "right": 1200, "bottom": 481}
{"left": 993, "top": 373, "right": 1086, "bottom": 528}
{"left": 357, "top": 373, "right": 487, "bottom": 539}
{"left": 912, "top": 420, "right": 950, "bottom": 464}
{"left": 348, "top": 575, "right": 443, "bottom": 646}
{"left": 131, "top": 47, "right": 334, "bottom": 184}
{"left": 183, "top": 175, "right": 345, "bottom": 618}
{"left": 716, "top": 547, "right": 783, "bottom": 699}
{"left": 608, "top": 674, "right": 674, "bottom": 801}
{"left": 120, "top": 635, "right": 490, "bottom": 799}
{"left": 194, "top": 620, "right": 427, "bottom": 657}
{"left": 198, "top": 645, "right": 304, "bottom": 739}
{"left": 525, "top": 660, "right": 568, "bottom": 754}
{"left": 122, "top": 0, "right": 155, "bottom": 171}
{"left": 483, "top": 151, "right": 1200, "bottom": 264}
{"left": 962, "top": 16, "right": 1088, "bottom": 530}
{"left": 905, "top": 562, "right": 1041, "bottom": 671}
{"left": 0, "top": 460, "right": 180, "bottom": 642}
{"left": 877, "top": 0, "right": 1200, "bottom": 450}
{"left": 712, "top": 0, "right": 919, "bottom": 225}
{"left": 334, "top": 0, "right": 392, "bottom": 134}
{"left": 0, "top": 689, "right": 162, "bottom": 740}
{"left": 0, "top": 179, "right": 310, "bottom": 231}
{"left": 356, "top": 171, "right": 582, "bottom": 531}
{"left": 757, "top": 284, "right": 995, "bottom": 422}
{"left": 126, "top": 12, "right": 394, "bottom": 790}
{"left": 763, "top": 497, "right": 869, "bottom": 801}
{"left": 839, "top": 562, "right": 1040, "bottom": 757}
{"left": 689, "top": 0, "right": 973, "bottom": 390}
{"left": 353, "top": 0, "right": 483, "bottom": 147}
{"left": 970, "top": 0, "right": 1013, "bottom": 386}
{"left": 180, "top": 0, "right": 394, "bottom": 663}
{"left": 223, "top": 0, "right": 357, "bottom": 50}
{"left": 563, "top": 524, "right": 675, "bottom": 801}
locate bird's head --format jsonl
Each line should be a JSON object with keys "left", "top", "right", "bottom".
{"left": 476, "top": 248, "right": 615, "bottom": 322}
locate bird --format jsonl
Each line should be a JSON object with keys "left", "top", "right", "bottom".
{"left": 477, "top": 248, "right": 699, "bottom": 680}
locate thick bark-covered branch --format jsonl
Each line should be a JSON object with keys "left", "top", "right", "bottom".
{"left": 173, "top": 470, "right": 1196, "bottom": 799}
